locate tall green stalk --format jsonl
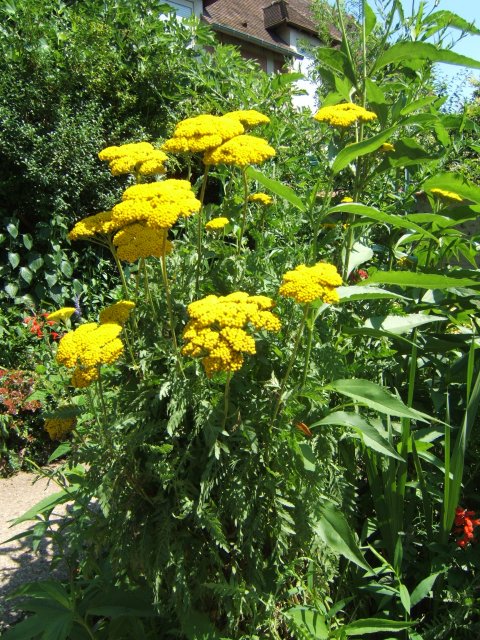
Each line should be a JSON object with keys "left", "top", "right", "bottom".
{"left": 195, "top": 164, "right": 210, "bottom": 295}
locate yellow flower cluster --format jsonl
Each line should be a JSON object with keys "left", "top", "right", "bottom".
{"left": 224, "top": 109, "right": 270, "bottom": 128}
{"left": 340, "top": 196, "right": 354, "bottom": 203}
{"left": 113, "top": 224, "right": 172, "bottom": 262}
{"left": 279, "top": 262, "right": 343, "bottom": 304}
{"left": 162, "top": 115, "right": 244, "bottom": 154}
{"left": 111, "top": 179, "right": 200, "bottom": 230}
{"left": 182, "top": 292, "right": 281, "bottom": 376}
{"left": 68, "top": 211, "right": 118, "bottom": 241}
{"left": 56, "top": 321, "right": 124, "bottom": 388}
{"left": 430, "top": 188, "right": 463, "bottom": 203}
{"left": 205, "top": 217, "right": 229, "bottom": 231}
{"left": 44, "top": 417, "right": 76, "bottom": 441}
{"left": 203, "top": 135, "right": 276, "bottom": 167}
{"left": 47, "top": 307, "right": 76, "bottom": 322}
{"left": 248, "top": 193, "right": 273, "bottom": 206}
{"left": 314, "top": 102, "right": 377, "bottom": 127}
{"left": 99, "top": 142, "right": 168, "bottom": 176}
{"left": 99, "top": 301, "right": 135, "bottom": 325}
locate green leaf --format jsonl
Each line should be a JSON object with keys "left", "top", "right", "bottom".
{"left": 48, "top": 443, "right": 72, "bottom": 464}
{"left": 12, "top": 490, "right": 70, "bottom": 525}
{"left": 332, "top": 126, "right": 397, "bottom": 174}
{"left": 22, "top": 233, "right": 33, "bottom": 250}
{"left": 298, "top": 442, "right": 316, "bottom": 471}
{"left": 341, "top": 617, "right": 415, "bottom": 636}
{"left": 314, "top": 47, "right": 357, "bottom": 86}
{"left": 313, "top": 411, "right": 403, "bottom": 461}
{"left": 326, "top": 379, "right": 431, "bottom": 422}
{"left": 373, "top": 41, "right": 480, "bottom": 74}
{"left": 364, "top": 270, "right": 478, "bottom": 289}
{"left": 347, "top": 242, "right": 373, "bottom": 276}
{"left": 28, "top": 253, "right": 44, "bottom": 272}
{"left": 399, "top": 96, "right": 439, "bottom": 116}
{"left": 245, "top": 167, "right": 305, "bottom": 211}
{"left": 337, "top": 286, "right": 408, "bottom": 302}
{"left": 364, "top": 2, "right": 377, "bottom": 37}
{"left": 410, "top": 572, "right": 440, "bottom": 607}
{"left": 45, "top": 272, "right": 58, "bottom": 287}
{"left": 399, "top": 583, "right": 410, "bottom": 614}
{"left": 327, "top": 203, "right": 438, "bottom": 241}
{"left": 423, "top": 10, "right": 480, "bottom": 37}
{"left": 6, "top": 222, "right": 18, "bottom": 238}
{"left": 4, "top": 282, "right": 19, "bottom": 298}
{"left": 19, "top": 266, "right": 33, "bottom": 284}
{"left": 377, "top": 137, "right": 440, "bottom": 171}
{"left": 60, "top": 261, "right": 73, "bottom": 277}
{"left": 315, "top": 502, "right": 371, "bottom": 571}
{"left": 285, "top": 607, "right": 329, "bottom": 639}
{"left": 0, "top": 614, "right": 42, "bottom": 639}
{"left": 422, "top": 173, "right": 480, "bottom": 204}
{"left": 8, "top": 252, "right": 20, "bottom": 269}
{"left": 363, "top": 313, "right": 447, "bottom": 335}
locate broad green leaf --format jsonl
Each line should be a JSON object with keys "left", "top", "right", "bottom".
{"left": 410, "top": 572, "right": 440, "bottom": 607}
{"left": 6, "top": 222, "right": 18, "bottom": 238}
{"left": 314, "top": 47, "right": 356, "bottom": 86}
{"left": 8, "top": 252, "right": 20, "bottom": 269}
{"left": 299, "top": 442, "right": 316, "bottom": 471}
{"left": 0, "top": 614, "right": 42, "bottom": 639}
{"left": 399, "top": 583, "right": 410, "bottom": 614}
{"left": 363, "top": 313, "right": 447, "bottom": 335}
{"left": 45, "top": 272, "right": 58, "bottom": 287}
{"left": 373, "top": 41, "right": 480, "bottom": 73}
{"left": 313, "top": 411, "right": 403, "bottom": 461}
{"left": 347, "top": 242, "right": 373, "bottom": 276}
{"left": 327, "top": 203, "right": 437, "bottom": 240}
{"left": 271, "top": 71, "right": 304, "bottom": 89}
{"left": 245, "top": 167, "right": 305, "bottom": 211}
{"left": 332, "top": 126, "right": 397, "bottom": 174}
{"left": 315, "top": 502, "right": 371, "bottom": 571}
{"left": 341, "top": 617, "right": 415, "bottom": 636}
{"left": 399, "top": 95, "right": 439, "bottom": 115}
{"left": 28, "top": 253, "right": 44, "bottom": 272}
{"left": 337, "top": 286, "right": 408, "bottom": 302}
{"left": 377, "top": 137, "right": 441, "bottom": 171}
{"left": 12, "top": 490, "right": 70, "bottom": 525}
{"left": 20, "top": 266, "right": 32, "bottom": 284}
{"left": 422, "top": 173, "right": 480, "bottom": 204}
{"left": 364, "top": 2, "right": 377, "bottom": 37}
{"left": 60, "top": 260, "right": 73, "bottom": 277}
{"left": 285, "top": 607, "right": 329, "bottom": 639}
{"left": 364, "top": 270, "right": 478, "bottom": 289}
{"left": 327, "top": 379, "right": 431, "bottom": 422}
{"left": 48, "top": 443, "right": 72, "bottom": 464}
{"left": 423, "top": 10, "right": 480, "bottom": 36}
{"left": 22, "top": 233, "right": 33, "bottom": 250}
{"left": 4, "top": 282, "right": 18, "bottom": 298}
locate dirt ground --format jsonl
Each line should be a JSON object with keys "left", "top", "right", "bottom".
{"left": 0, "top": 470, "right": 67, "bottom": 630}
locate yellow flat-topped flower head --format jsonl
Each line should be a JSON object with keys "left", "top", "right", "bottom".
{"left": 340, "top": 196, "right": 354, "bottom": 203}
{"left": 203, "top": 135, "right": 276, "bottom": 167}
{"left": 44, "top": 416, "right": 76, "bottom": 441}
{"left": 113, "top": 224, "right": 173, "bottom": 262}
{"left": 46, "top": 307, "right": 76, "bottom": 323}
{"left": 430, "top": 188, "right": 463, "bottom": 203}
{"left": 248, "top": 193, "right": 273, "bottom": 206}
{"left": 379, "top": 142, "right": 395, "bottom": 153}
{"left": 314, "top": 102, "right": 377, "bottom": 128}
{"left": 205, "top": 217, "right": 229, "bottom": 231}
{"left": 99, "top": 142, "right": 167, "bottom": 176}
{"left": 224, "top": 110, "right": 270, "bottom": 128}
{"left": 182, "top": 292, "right": 281, "bottom": 376}
{"left": 99, "top": 301, "right": 135, "bottom": 325}
{"left": 68, "top": 210, "right": 118, "bottom": 242}
{"left": 279, "top": 262, "right": 342, "bottom": 305}
{"left": 162, "top": 114, "right": 244, "bottom": 154}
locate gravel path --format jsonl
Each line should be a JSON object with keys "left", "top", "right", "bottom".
{"left": 0, "top": 470, "right": 67, "bottom": 630}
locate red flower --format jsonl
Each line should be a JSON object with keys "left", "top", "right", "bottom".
{"left": 454, "top": 506, "right": 480, "bottom": 548}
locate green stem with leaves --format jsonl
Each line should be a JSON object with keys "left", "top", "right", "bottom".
{"left": 195, "top": 164, "right": 210, "bottom": 295}
{"left": 161, "top": 236, "right": 184, "bottom": 376}
{"left": 237, "top": 168, "right": 249, "bottom": 254}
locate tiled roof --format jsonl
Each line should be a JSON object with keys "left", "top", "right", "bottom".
{"left": 202, "top": 0, "right": 322, "bottom": 55}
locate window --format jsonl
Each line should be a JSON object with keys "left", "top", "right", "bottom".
{"left": 163, "top": 0, "right": 194, "bottom": 18}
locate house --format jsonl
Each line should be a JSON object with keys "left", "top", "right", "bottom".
{"left": 164, "top": 0, "right": 337, "bottom": 109}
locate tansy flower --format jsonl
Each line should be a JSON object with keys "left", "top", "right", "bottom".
{"left": 56, "top": 322, "right": 124, "bottom": 388}
{"left": 203, "top": 135, "right": 276, "bottom": 167}
{"left": 248, "top": 193, "right": 273, "bottom": 206}
{"left": 224, "top": 109, "right": 270, "bottom": 128}
{"left": 182, "top": 292, "right": 281, "bottom": 377}
{"left": 279, "top": 262, "right": 342, "bottom": 304}
{"left": 99, "top": 142, "right": 167, "bottom": 176}
{"left": 379, "top": 142, "right": 395, "bottom": 153}
{"left": 44, "top": 416, "right": 76, "bottom": 441}
{"left": 430, "top": 188, "right": 463, "bottom": 203}
{"left": 113, "top": 224, "right": 173, "bottom": 262}
{"left": 205, "top": 217, "right": 229, "bottom": 231}
{"left": 162, "top": 114, "right": 244, "bottom": 154}
{"left": 68, "top": 210, "right": 119, "bottom": 242}
{"left": 99, "top": 301, "right": 135, "bottom": 326}
{"left": 314, "top": 102, "right": 377, "bottom": 127}
{"left": 111, "top": 180, "right": 201, "bottom": 230}
{"left": 46, "top": 307, "right": 77, "bottom": 323}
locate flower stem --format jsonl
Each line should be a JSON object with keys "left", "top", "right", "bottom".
{"left": 271, "top": 305, "right": 308, "bottom": 426}
{"left": 161, "top": 235, "right": 184, "bottom": 376}
{"left": 300, "top": 305, "right": 314, "bottom": 390}
{"left": 222, "top": 372, "right": 232, "bottom": 431}
{"left": 237, "top": 168, "right": 249, "bottom": 254}
{"left": 195, "top": 164, "right": 210, "bottom": 295}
